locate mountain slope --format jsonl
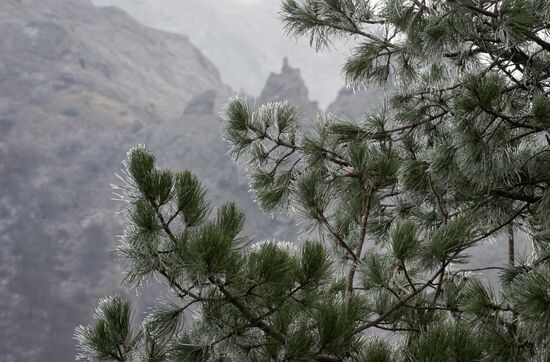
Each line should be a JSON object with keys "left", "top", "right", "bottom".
{"left": 0, "top": 1, "right": 252, "bottom": 361}
{"left": 91, "top": 0, "right": 349, "bottom": 108}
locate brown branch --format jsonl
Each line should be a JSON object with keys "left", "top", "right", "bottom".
{"left": 147, "top": 198, "right": 204, "bottom": 301}
{"left": 411, "top": 0, "right": 428, "bottom": 11}
{"left": 165, "top": 205, "right": 184, "bottom": 226}
{"left": 464, "top": 4, "right": 498, "bottom": 18}
{"left": 402, "top": 261, "right": 417, "bottom": 293}
{"left": 249, "top": 124, "right": 351, "bottom": 168}
{"left": 269, "top": 148, "right": 296, "bottom": 176}
{"left": 353, "top": 261, "right": 449, "bottom": 334}
{"left": 508, "top": 225, "right": 515, "bottom": 266}
{"left": 427, "top": 175, "right": 448, "bottom": 223}
{"left": 346, "top": 191, "right": 373, "bottom": 295}
{"left": 149, "top": 198, "right": 179, "bottom": 243}
{"left": 480, "top": 105, "right": 545, "bottom": 132}
{"left": 464, "top": 204, "right": 529, "bottom": 249}
{"left": 319, "top": 213, "right": 358, "bottom": 262}
{"left": 208, "top": 276, "right": 286, "bottom": 343}
{"left": 451, "top": 266, "right": 505, "bottom": 274}
{"left": 526, "top": 33, "right": 550, "bottom": 52}
{"left": 488, "top": 189, "right": 542, "bottom": 204}
{"left": 157, "top": 268, "right": 204, "bottom": 301}
{"left": 372, "top": 324, "right": 419, "bottom": 332}
{"left": 209, "top": 276, "right": 342, "bottom": 361}
{"left": 431, "top": 260, "right": 445, "bottom": 303}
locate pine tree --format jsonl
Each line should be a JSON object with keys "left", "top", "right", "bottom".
{"left": 76, "top": 0, "right": 550, "bottom": 360}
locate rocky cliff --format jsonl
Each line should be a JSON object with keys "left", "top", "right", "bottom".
{"left": 257, "top": 57, "right": 320, "bottom": 121}
{"left": 0, "top": 1, "right": 296, "bottom": 361}
{"left": 91, "top": 0, "right": 348, "bottom": 108}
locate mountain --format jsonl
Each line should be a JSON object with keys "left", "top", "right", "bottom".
{"left": 6, "top": 1, "right": 517, "bottom": 361}
{"left": 257, "top": 57, "right": 320, "bottom": 121}
{"left": 90, "top": 0, "right": 349, "bottom": 109}
{"left": 0, "top": 0, "right": 297, "bottom": 361}
{"left": 327, "top": 86, "right": 389, "bottom": 120}
{"left": 147, "top": 58, "right": 320, "bottom": 240}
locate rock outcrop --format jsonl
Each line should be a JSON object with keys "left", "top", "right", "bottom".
{"left": 0, "top": 1, "right": 295, "bottom": 361}
{"left": 257, "top": 57, "right": 320, "bottom": 121}
{"left": 91, "top": 0, "right": 347, "bottom": 108}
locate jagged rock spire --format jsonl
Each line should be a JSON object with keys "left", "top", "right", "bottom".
{"left": 257, "top": 57, "right": 319, "bottom": 120}
{"left": 282, "top": 56, "right": 290, "bottom": 71}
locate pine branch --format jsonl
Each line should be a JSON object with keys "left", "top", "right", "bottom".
{"left": 319, "top": 212, "right": 358, "bottom": 262}
{"left": 354, "top": 261, "right": 450, "bottom": 334}
{"left": 402, "top": 262, "right": 417, "bottom": 293}
{"left": 488, "top": 190, "right": 542, "bottom": 204}
{"left": 208, "top": 276, "right": 285, "bottom": 343}
{"left": 81, "top": 0, "right": 550, "bottom": 358}
{"left": 249, "top": 122, "right": 351, "bottom": 168}
{"left": 451, "top": 266, "right": 505, "bottom": 274}
{"left": 431, "top": 260, "right": 446, "bottom": 303}
{"left": 147, "top": 197, "right": 204, "bottom": 302}
{"left": 346, "top": 190, "right": 373, "bottom": 295}
{"left": 464, "top": 4, "right": 498, "bottom": 18}
{"left": 427, "top": 174, "right": 448, "bottom": 224}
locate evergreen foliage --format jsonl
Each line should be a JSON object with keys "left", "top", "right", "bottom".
{"left": 77, "top": 0, "right": 550, "bottom": 360}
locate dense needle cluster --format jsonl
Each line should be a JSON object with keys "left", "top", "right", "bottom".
{"left": 76, "top": 0, "right": 550, "bottom": 360}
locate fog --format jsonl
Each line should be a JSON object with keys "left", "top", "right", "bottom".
{"left": 91, "top": 0, "right": 351, "bottom": 108}
{"left": 0, "top": 1, "right": 518, "bottom": 361}
{"left": 0, "top": 1, "right": 356, "bottom": 360}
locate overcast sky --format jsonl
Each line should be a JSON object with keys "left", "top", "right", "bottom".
{"left": 91, "top": 0, "right": 353, "bottom": 108}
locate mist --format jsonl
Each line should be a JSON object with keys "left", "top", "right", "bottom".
{"left": 91, "top": 0, "right": 351, "bottom": 108}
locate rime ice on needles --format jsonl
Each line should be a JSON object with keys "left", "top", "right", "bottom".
{"left": 78, "top": 0, "right": 550, "bottom": 360}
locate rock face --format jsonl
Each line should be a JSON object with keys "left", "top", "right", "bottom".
{"left": 257, "top": 57, "right": 320, "bottom": 121}
{"left": 0, "top": 1, "right": 296, "bottom": 361}
{"left": 0, "top": 1, "right": 514, "bottom": 359}
{"left": 183, "top": 90, "right": 217, "bottom": 116}
{"left": 91, "top": 0, "right": 348, "bottom": 108}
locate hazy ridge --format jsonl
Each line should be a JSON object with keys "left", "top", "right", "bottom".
{"left": 0, "top": 1, "right": 451, "bottom": 361}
